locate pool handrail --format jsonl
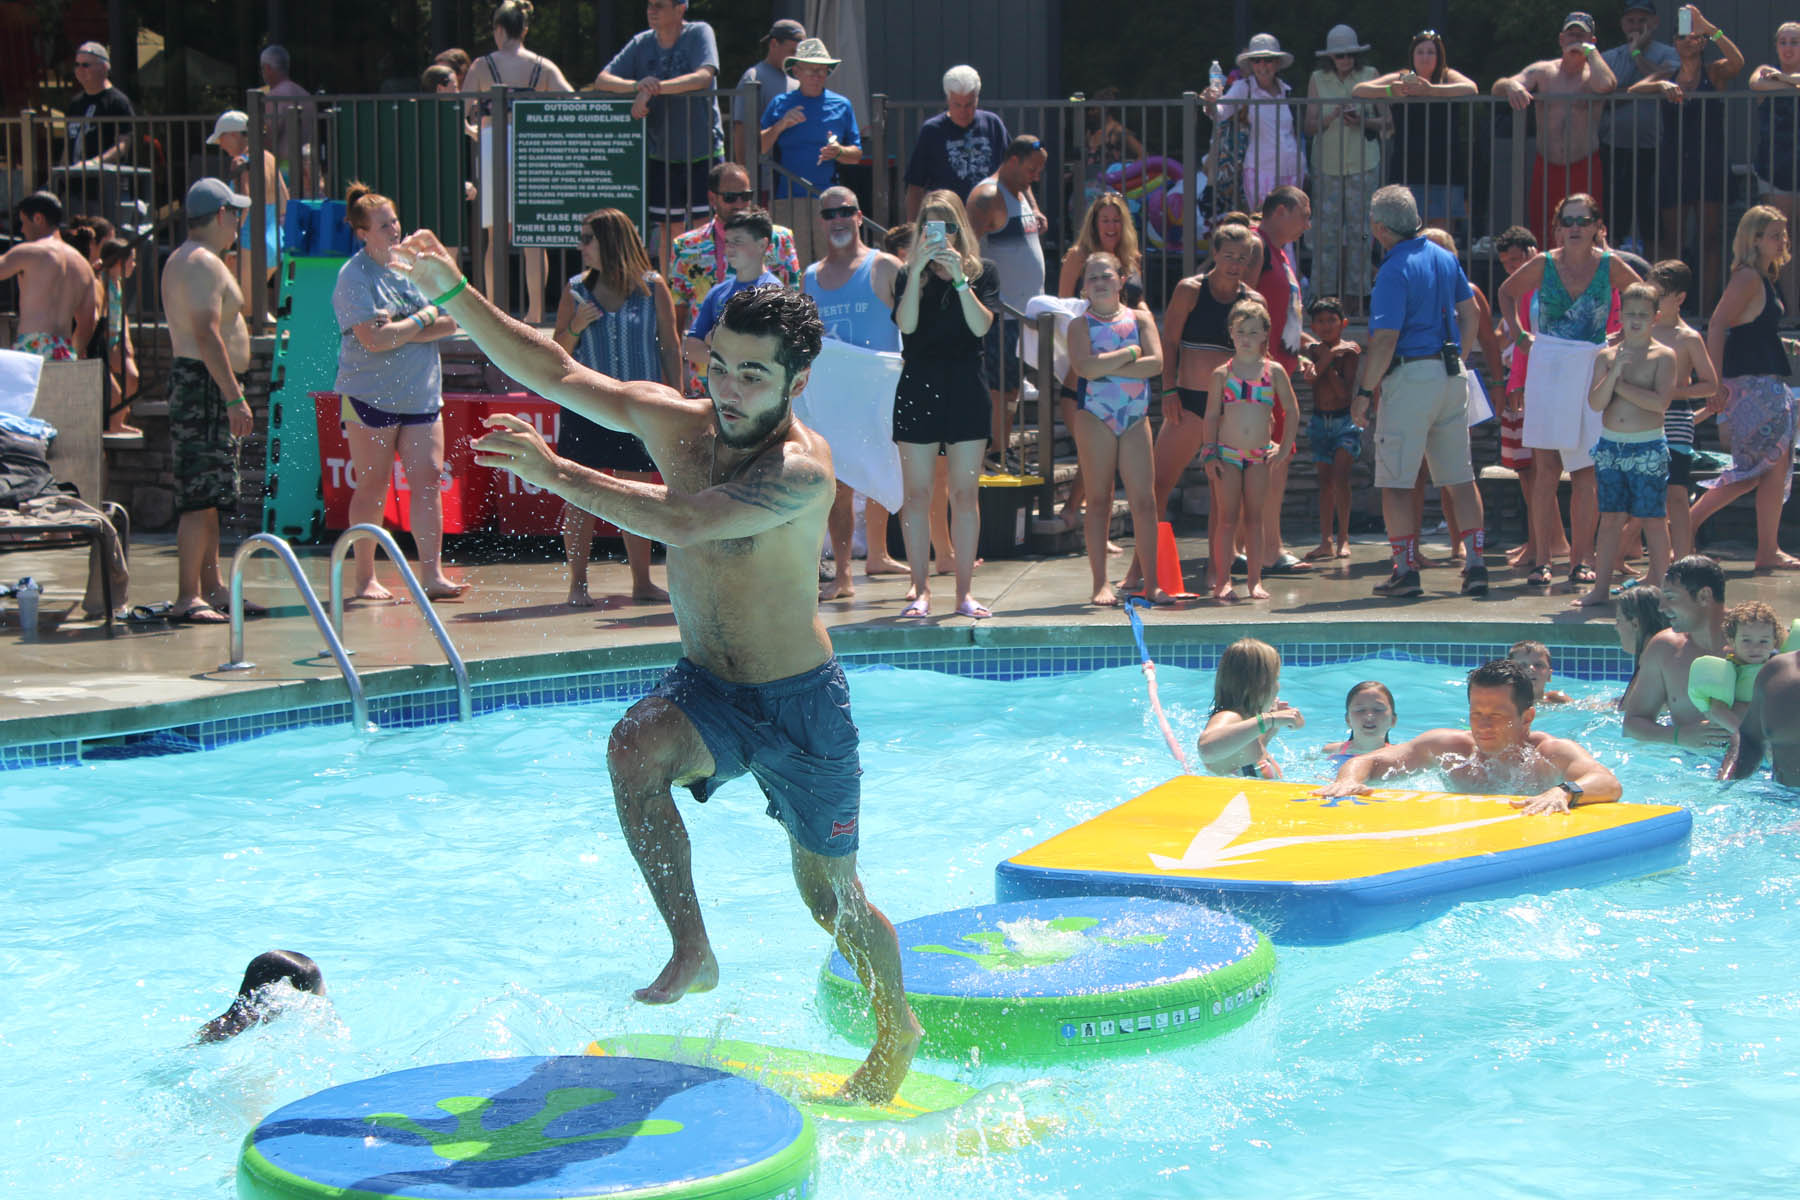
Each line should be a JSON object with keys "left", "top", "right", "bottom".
{"left": 327, "top": 524, "right": 472, "bottom": 724}
{"left": 220, "top": 533, "right": 369, "bottom": 729}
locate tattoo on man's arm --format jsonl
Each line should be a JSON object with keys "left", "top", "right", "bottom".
{"left": 716, "top": 473, "right": 819, "bottom": 517}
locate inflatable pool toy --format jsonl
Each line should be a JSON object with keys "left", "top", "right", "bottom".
{"left": 237, "top": 1055, "right": 813, "bottom": 1200}
{"left": 586, "top": 1034, "right": 1061, "bottom": 1153}
{"left": 1687, "top": 617, "right": 1800, "bottom": 710}
{"left": 818, "top": 897, "right": 1273, "bottom": 1064}
{"left": 1099, "top": 156, "right": 1185, "bottom": 248}
{"left": 995, "top": 776, "right": 1692, "bottom": 945}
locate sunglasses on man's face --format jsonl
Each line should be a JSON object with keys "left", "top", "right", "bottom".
{"left": 1559, "top": 214, "right": 1596, "bottom": 228}
{"left": 715, "top": 190, "right": 754, "bottom": 204}
{"left": 819, "top": 205, "right": 858, "bottom": 220}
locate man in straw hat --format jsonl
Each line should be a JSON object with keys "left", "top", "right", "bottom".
{"left": 760, "top": 37, "right": 862, "bottom": 264}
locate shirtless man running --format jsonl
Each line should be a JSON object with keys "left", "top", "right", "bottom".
{"left": 1317, "top": 659, "right": 1622, "bottom": 813}
{"left": 1493, "top": 12, "right": 1618, "bottom": 246}
{"left": 391, "top": 227, "right": 922, "bottom": 1104}
{"left": 1724, "top": 650, "right": 1800, "bottom": 785}
{"left": 0, "top": 191, "right": 95, "bottom": 360}
{"left": 162, "top": 178, "right": 255, "bottom": 624}
{"left": 1622, "top": 553, "right": 1734, "bottom": 751}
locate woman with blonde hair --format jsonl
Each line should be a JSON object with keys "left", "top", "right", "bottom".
{"left": 892, "top": 189, "right": 1000, "bottom": 619}
{"left": 550, "top": 208, "right": 680, "bottom": 605}
{"left": 1199, "top": 637, "right": 1304, "bottom": 777}
{"left": 332, "top": 182, "right": 468, "bottom": 601}
{"left": 465, "top": 0, "right": 574, "bottom": 326}
{"left": 1688, "top": 205, "right": 1798, "bottom": 568}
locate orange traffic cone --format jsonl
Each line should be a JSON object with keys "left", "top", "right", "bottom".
{"left": 1153, "top": 521, "right": 1189, "bottom": 598}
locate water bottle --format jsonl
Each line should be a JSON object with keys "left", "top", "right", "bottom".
{"left": 15, "top": 576, "right": 40, "bottom": 638}
{"left": 1208, "top": 60, "right": 1225, "bottom": 94}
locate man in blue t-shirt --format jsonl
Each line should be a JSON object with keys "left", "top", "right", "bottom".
{"left": 1350, "top": 184, "right": 1488, "bottom": 600}
{"left": 593, "top": 0, "right": 724, "bottom": 265}
{"left": 759, "top": 38, "right": 862, "bottom": 266}
{"left": 682, "top": 209, "right": 783, "bottom": 379}
{"left": 904, "top": 65, "right": 1010, "bottom": 219}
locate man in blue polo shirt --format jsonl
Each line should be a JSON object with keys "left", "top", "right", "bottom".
{"left": 1350, "top": 185, "right": 1488, "bottom": 600}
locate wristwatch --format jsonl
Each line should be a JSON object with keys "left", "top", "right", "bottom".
{"left": 1556, "top": 780, "right": 1584, "bottom": 808}
{"left": 1355, "top": 386, "right": 1374, "bottom": 398}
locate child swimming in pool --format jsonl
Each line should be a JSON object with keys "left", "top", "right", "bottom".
{"left": 1200, "top": 637, "right": 1304, "bottom": 778}
{"left": 197, "top": 950, "right": 326, "bottom": 1043}
{"left": 1508, "top": 640, "right": 1573, "bottom": 705}
{"left": 1689, "top": 601, "right": 1786, "bottom": 734}
{"left": 1201, "top": 297, "right": 1299, "bottom": 603}
{"left": 1321, "top": 680, "right": 1397, "bottom": 768}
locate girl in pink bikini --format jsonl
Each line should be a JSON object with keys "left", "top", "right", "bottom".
{"left": 1065, "top": 252, "right": 1167, "bottom": 606}
{"left": 1202, "top": 297, "right": 1298, "bottom": 602}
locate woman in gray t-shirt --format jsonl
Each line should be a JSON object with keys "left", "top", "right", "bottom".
{"left": 331, "top": 183, "right": 467, "bottom": 601}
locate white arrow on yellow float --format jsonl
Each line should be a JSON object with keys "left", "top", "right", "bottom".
{"left": 1146, "top": 793, "right": 1522, "bottom": 872}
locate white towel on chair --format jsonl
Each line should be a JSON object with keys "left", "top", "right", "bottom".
{"left": 0, "top": 349, "right": 46, "bottom": 417}
{"left": 1022, "top": 295, "right": 1089, "bottom": 382}
{"left": 791, "top": 340, "right": 904, "bottom": 513}
{"left": 1522, "top": 333, "right": 1604, "bottom": 467}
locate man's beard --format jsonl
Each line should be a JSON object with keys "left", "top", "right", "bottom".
{"left": 828, "top": 229, "right": 856, "bottom": 249}
{"left": 715, "top": 383, "right": 791, "bottom": 449}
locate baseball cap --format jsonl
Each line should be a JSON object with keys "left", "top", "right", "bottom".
{"left": 75, "top": 41, "right": 109, "bottom": 65}
{"left": 1621, "top": 1, "right": 1656, "bottom": 12}
{"left": 186, "top": 177, "right": 251, "bottom": 220}
{"left": 206, "top": 111, "right": 249, "bottom": 145}
{"left": 763, "top": 19, "right": 805, "bottom": 43}
{"left": 1562, "top": 11, "right": 1597, "bottom": 35}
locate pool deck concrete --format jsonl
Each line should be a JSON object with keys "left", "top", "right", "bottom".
{"left": 1, "top": 524, "right": 1792, "bottom": 750}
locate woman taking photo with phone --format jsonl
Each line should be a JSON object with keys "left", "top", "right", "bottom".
{"left": 891, "top": 190, "right": 1000, "bottom": 619}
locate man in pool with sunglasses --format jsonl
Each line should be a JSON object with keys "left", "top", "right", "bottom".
{"left": 1316, "top": 660, "right": 1621, "bottom": 813}
{"left": 389, "top": 228, "right": 923, "bottom": 1105}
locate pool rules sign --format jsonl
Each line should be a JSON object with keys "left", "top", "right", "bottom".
{"left": 509, "top": 99, "right": 646, "bottom": 247}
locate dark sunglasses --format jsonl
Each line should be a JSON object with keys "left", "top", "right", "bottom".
{"left": 715, "top": 190, "right": 754, "bottom": 203}
{"left": 819, "top": 205, "right": 858, "bottom": 220}
{"left": 1559, "top": 214, "right": 1596, "bottom": 228}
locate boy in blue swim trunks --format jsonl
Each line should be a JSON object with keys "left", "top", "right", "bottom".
{"left": 1575, "top": 282, "right": 1675, "bottom": 608}
{"left": 1301, "top": 296, "right": 1362, "bottom": 562}
{"left": 395, "top": 224, "right": 923, "bottom": 1106}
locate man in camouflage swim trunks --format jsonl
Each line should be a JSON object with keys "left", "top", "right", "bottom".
{"left": 161, "top": 179, "right": 254, "bottom": 624}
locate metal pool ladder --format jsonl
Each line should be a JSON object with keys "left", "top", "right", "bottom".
{"left": 217, "top": 526, "right": 471, "bottom": 729}
{"left": 325, "top": 524, "right": 470, "bottom": 724}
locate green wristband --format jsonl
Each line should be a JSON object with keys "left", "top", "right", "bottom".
{"left": 430, "top": 277, "right": 468, "bottom": 307}
{"left": 228, "top": 396, "right": 251, "bottom": 411}
{"left": 1256, "top": 713, "right": 1270, "bottom": 734}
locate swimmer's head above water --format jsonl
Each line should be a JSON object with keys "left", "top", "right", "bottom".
{"left": 707, "top": 286, "right": 825, "bottom": 450}
{"left": 196, "top": 950, "right": 325, "bottom": 1044}
{"left": 1465, "top": 659, "right": 1538, "bottom": 756}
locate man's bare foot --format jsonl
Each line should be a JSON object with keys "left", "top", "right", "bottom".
{"left": 1505, "top": 544, "right": 1530, "bottom": 567}
{"left": 1572, "top": 588, "right": 1611, "bottom": 608}
{"left": 820, "top": 576, "right": 856, "bottom": 601}
{"left": 632, "top": 946, "right": 719, "bottom": 1005}
{"left": 632, "top": 580, "right": 671, "bottom": 602}
{"left": 1303, "top": 542, "right": 1336, "bottom": 562}
{"left": 567, "top": 584, "right": 596, "bottom": 608}
{"left": 1754, "top": 553, "right": 1800, "bottom": 571}
{"left": 1092, "top": 584, "right": 1118, "bottom": 606}
{"left": 866, "top": 557, "right": 908, "bottom": 575}
{"left": 1106, "top": 541, "right": 1124, "bottom": 555}
{"left": 831, "top": 1019, "right": 924, "bottom": 1106}
{"left": 423, "top": 579, "right": 470, "bottom": 602}
{"left": 1248, "top": 583, "right": 1270, "bottom": 600}
{"left": 352, "top": 580, "right": 394, "bottom": 601}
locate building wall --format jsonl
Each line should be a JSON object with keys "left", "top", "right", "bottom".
{"left": 864, "top": 0, "right": 1059, "bottom": 102}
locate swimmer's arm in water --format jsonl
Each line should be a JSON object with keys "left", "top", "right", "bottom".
{"left": 1313, "top": 730, "right": 1447, "bottom": 796}
{"left": 474, "top": 413, "right": 830, "bottom": 547}
{"left": 1511, "top": 736, "right": 1622, "bottom": 813}
{"left": 390, "top": 229, "right": 703, "bottom": 443}
{"left": 1724, "top": 673, "right": 1768, "bottom": 780}
{"left": 1198, "top": 703, "right": 1302, "bottom": 774}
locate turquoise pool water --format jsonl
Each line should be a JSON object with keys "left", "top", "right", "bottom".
{"left": 3, "top": 660, "right": 1797, "bottom": 1197}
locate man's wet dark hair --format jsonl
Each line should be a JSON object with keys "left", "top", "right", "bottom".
{"left": 1307, "top": 295, "right": 1344, "bottom": 318}
{"left": 722, "top": 207, "right": 773, "bottom": 245}
{"left": 1494, "top": 225, "right": 1537, "bottom": 255}
{"left": 1665, "top": 554, "right": 1725, "bottom": 605}
{"left": 1002, "top": 133, "right": 1045, "bottom": 161}
{"left": 1468, "top": 659, "right": 1536, "bottom": 714}
{"left": 719, "top": 286, "right": 824, "bottom": 381}
{"left": 196, "top": 950, "right": 324, "bottom": 1043}
{"left": 19, "top": 191, "right": 63, "bottom": 226}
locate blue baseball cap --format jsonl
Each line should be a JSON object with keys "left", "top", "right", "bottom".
{"left": 185, "top": 177, "right": 250, "bottom": 220}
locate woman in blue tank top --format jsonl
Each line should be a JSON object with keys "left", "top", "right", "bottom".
{"left": 551, "top": 208, "right": 681, "bottom": 606}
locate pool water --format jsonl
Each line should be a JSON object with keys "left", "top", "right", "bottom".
{"left": 3, "top": 660, "right": 1798, "bottom": 1197}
